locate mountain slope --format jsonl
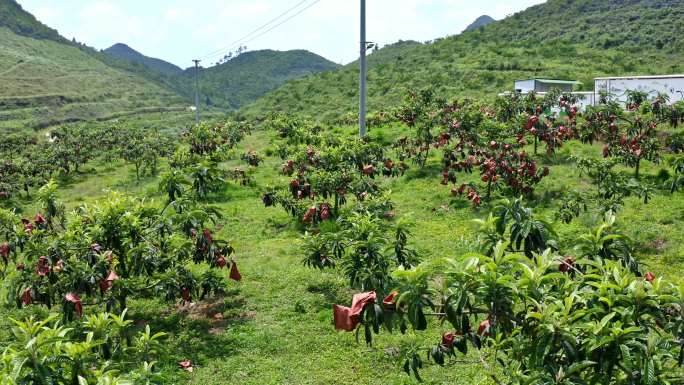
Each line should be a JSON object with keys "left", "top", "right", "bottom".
{"left": 464, "top": 15, "right": 495, "bottom": 32}
{"left": 100, "top": 45, "right": 340, "bottom": 111}
{"left": 0, "top": 0, "right": 185, "bottom": 131}
{"left": 179, "top": 49, "right": 340, "bottom": 110}
{"left": 0, "top": 0, "right": 64, "bottom": 41}
{"left": 104, "top": 43, "right": 182, "bottom": 75}
{"left": 241, "top": 0, "right": 684, "bottom": 121}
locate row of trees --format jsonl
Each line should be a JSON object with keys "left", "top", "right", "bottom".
{"left": 0, "top": 124, "right": 175, "bottom": 202}
{"left": 0, "top": 119, "right": 256, "bottom": 383}
{"left": 262, "top": 89, "right": 684, "bottom": 383}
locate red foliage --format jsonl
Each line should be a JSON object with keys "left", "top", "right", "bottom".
{"left": 333, "top": 291, "right": 377, "bottom": 332}
{"left": 644, "top": 272, "right": 656, "bottom": 283}
{"left": 559, "top": 256, "right": 575, "bottom": 273}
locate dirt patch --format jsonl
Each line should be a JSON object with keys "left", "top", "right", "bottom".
{"left": 177, "top": 296, "right": 227, "bottom": 320}
{"left": 171, "top": 296, "right": 255, "bottom": 334}
{"left": 648, "top": 237, "right": 667, "bottom": 252}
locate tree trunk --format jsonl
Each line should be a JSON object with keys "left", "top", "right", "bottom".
{"left": 635, "top": 158, "right": 641, "bottom": 179}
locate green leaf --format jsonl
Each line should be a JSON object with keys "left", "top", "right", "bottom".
{"left": 566, "top": 360, "right": 595, "bottom": 376}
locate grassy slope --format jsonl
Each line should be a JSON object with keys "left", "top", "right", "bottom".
{"left": 6, "top": 116, "right": 683, "bottom": 384}
{"left": 240, "top": 0, "right": 684, "bottom": 121}
{"left": 0, "top": 27, "right": 185, "bottom": 131}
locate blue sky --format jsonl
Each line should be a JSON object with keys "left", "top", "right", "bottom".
{"left": 18, "top": 0, "right": 545, "bottom": 69}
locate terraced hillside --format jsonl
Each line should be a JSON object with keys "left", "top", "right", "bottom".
{"left": 0, "top": 27, "right": 185, "bottom": 131}
{"left": 0, "top": 0, "right": 185, "bottom": 131}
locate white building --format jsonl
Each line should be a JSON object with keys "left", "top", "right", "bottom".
{"left": 514, "top": 78, "right": 582, "bottom": 93}
{"left": 503, "top": 75, "right": 684, "bottom": 111}
{"left": 595, "top": 74, "right": 684, "bottom": 105}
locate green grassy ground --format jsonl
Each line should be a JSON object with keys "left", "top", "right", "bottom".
{"left": 3, "top": 119, "right": 683, "bottom": 384}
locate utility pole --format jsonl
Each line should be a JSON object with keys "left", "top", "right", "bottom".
{"left": 192, "top": 59, "right": 201, "bottom": 124}
{"left": 359, "top": 0, "right": 367, "bottom": 138}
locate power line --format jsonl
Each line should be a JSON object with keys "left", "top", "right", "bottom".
{"left": 240, "top": 0, "right": 321, "bottom": 45}
{"left": 198, "top": 0, "right": 309, "bottom": 60}
{"left": 197, "top": 0, "right": 318, "bottom": 61}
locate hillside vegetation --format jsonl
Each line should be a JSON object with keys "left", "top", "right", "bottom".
{"left": 464, "top": 15, "right": 495, "bottom": 31}
{"left": 104, "top": 43, "right": 182, "bottom": 75}
{"left": 2, "top": 87, "right": 684, "bottom": 383}
{"left": 240, "top": 0, "right": 684, "bottom": 121}
{"left": 0, "top": 0, "right": 63, "bottom": 41}
{"left": 99, "top": 45, "right": 340, "bottom": 111}
{"left": 0, "top": 0, "right": 188, "bottom": 131}
{"left": 176, "top": 49, "right": 340, "bottom": 110}
{"left": 0, "top": 27, "right": 185, "bottom": 131}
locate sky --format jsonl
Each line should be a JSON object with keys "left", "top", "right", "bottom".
{"left": 17, "top": 0, "right": 545, "bottom": 69}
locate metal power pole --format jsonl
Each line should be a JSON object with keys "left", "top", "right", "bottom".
{"left": 359, "top": 0, "right": 367, "bottom": 137}
{"left": 192, "top": 59, "right": 201, "bottom": 124}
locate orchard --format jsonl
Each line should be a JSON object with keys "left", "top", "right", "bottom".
{"left": 2, "top": 88, "right": 684, "bottom": 384}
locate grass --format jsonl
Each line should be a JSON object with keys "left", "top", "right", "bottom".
{"left": 3, "top": 116, "right": 684, "bottom": 384}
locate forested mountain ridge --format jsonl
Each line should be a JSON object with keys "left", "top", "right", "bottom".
{"left": 176, "top": 49, "right": 340, "bottom": 110}
{"left": 99, "top": 44, "right": 341, "bottom": 110}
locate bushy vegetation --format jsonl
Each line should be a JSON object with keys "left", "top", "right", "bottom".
{"left": 245, "top": 88, "right": 684, "bottom": 383}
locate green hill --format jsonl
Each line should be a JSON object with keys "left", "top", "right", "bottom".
{"left": 98, "top": 44, "right": 340, "bottom": 111}
{"left": 464, "top": 15, "right": 495, "bottom": 32}
{"left": 0, "top": 0, "right": 185, "bottom": 131}
{"left": 104, "top": 43, "right": 182, "bottom": 75}
{"left": 0, "top": 0, "right": 64, "bottom": 41}
{"left": 177, "top": 49, "right": 340, "bottom": 110}
{"left": 241, "top": 0, "right": 684, "bottom": 121}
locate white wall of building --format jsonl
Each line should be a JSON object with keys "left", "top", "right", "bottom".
{"left": 570, "top": 92, "right": 596, "bottom": 111}
{"left": 595, "top": 76, "right": 684, "bottom": 105}
{"left": 503, "top": 76, "right": 684, "bottom": 112}
{"left": 514, "top": 79, "right": 536, "bottom": 92}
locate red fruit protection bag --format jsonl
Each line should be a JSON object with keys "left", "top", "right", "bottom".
{"left": 333, "top": 291, "right": 377, "bottom": 331}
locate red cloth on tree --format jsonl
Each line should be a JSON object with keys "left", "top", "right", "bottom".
{"left": 333, "top": 291, "right": 376, "bottom": 331}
